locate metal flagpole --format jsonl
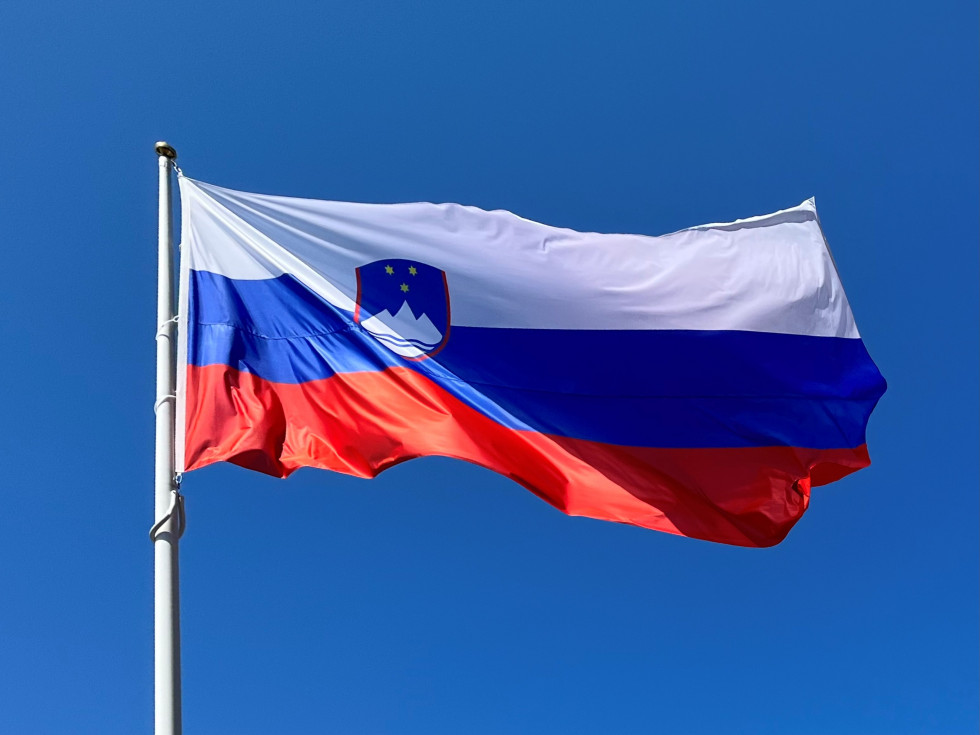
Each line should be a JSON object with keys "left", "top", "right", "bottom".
{"left": 152, "top": 140, "right": 183, "bottom": 735}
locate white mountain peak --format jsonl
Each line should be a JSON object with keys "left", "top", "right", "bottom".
{"left": 361, "top": 301, "right": 443, "bottom": 357}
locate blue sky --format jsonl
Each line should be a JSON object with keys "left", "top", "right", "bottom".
{"left": 0, "top": 2, "right": 976, "bottom": 733}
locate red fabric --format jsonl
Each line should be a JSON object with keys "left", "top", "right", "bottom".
{"left": 185, "top": 364, "right": 871, "bottom": 547}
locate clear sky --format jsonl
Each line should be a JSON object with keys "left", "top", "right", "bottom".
{"left": 0, "top": 2, "right": 976, "bottom": 733}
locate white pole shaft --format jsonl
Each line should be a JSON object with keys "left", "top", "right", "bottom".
{"left": 154, "top": 144, "right": 181, "bottom": 735}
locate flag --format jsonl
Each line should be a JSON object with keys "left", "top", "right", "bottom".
{"left": 176, "top": 177, "right": 885, "bottom": 546}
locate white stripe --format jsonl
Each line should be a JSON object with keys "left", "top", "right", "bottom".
{"left": 178, "top": 177, "right": 858, "bottom": 338}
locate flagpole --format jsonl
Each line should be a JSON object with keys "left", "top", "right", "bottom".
{"left": 153, "top": 141, "right": 182, "bottom": 735}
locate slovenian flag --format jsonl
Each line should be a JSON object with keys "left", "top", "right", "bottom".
{"left": 176, "top": 177, "right": 885, "bottom": 547}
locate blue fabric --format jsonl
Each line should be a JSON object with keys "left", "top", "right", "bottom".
{"left": 188, "top": 270, "right": 886, "bottom": 449}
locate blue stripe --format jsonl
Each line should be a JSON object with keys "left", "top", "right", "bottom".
{"left": 188, "top": 270, "right": 886, "bottom": 449}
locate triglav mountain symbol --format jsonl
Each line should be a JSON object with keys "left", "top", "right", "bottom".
{"left": 354, "top": 259, "right": 451, "bottom": 360}
{"left": 360, "top": 301, "right": 443, "bottom": 358}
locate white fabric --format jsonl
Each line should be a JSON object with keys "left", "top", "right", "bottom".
{"left": 179, "top": 176, "right": 858, "bottom": 338}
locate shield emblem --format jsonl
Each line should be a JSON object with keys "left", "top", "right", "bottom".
{"left": 354, "top": 259, "right": 450, "bottom": 360}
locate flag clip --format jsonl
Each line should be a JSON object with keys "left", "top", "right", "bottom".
{"left": 149, "top": 489, "right": 186, "bottom": 542}
{"left": 156, "top": 315, "right": 179, "bottom": 340}
{"left": 153, "top": 394, "right": 176, "bottom": 414}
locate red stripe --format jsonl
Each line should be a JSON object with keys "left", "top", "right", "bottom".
{"left": 184, "top": 364, "right": 871, "bottom": 547}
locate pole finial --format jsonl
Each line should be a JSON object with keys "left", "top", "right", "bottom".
{"left": 155, "top": 141, "right": 178, "bottom": 159}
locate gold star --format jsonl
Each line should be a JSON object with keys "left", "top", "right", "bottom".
{"left": 408, "top": 266, "right": 418, "bottom": 276}
{"left": 400, "top": 283, "right": 409, "bottom": 293}
{"left": 384, "top": 265, "right": 394, "bottom": 275}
